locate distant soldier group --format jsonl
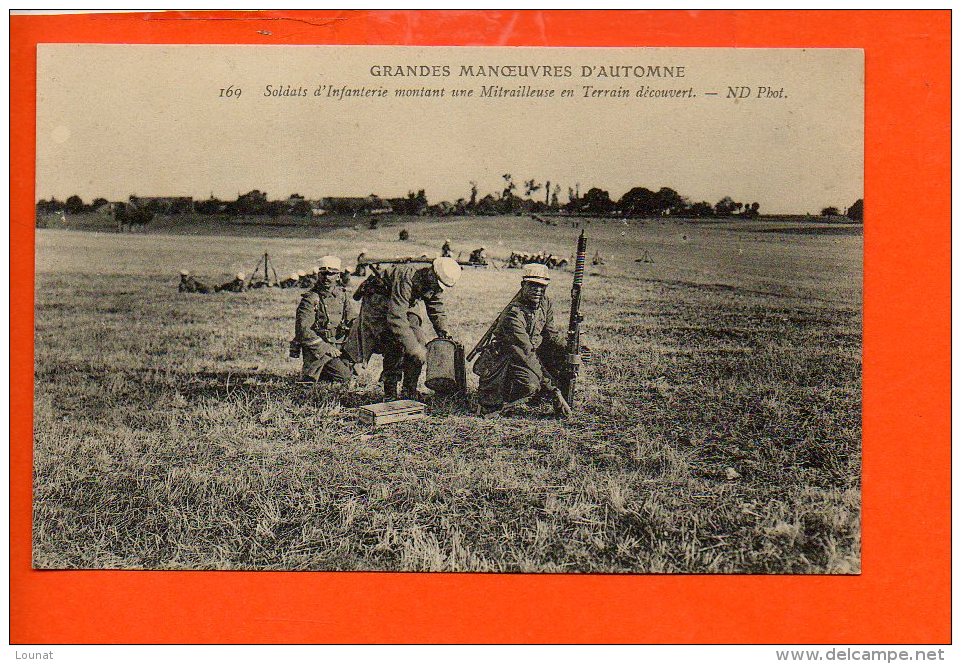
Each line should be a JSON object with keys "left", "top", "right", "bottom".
{"left": 506, "top": 251, "right": 568, "bottom": 270}
{"left": 179, "top": 264, "right": 354, "bottom": 294}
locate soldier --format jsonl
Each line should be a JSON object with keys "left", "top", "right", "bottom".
{"left": 298, "top": 268, "right": 319, "bottom": 289}
{"left": 216, "top": 272, "right": 247, "bottom": 293}
{"left": 353, "top": 250, "right": 369, "bottom": 277}
{"left": 293, "top": 255, "right": 355, "bottom": 384}
{"left": 344, "top": 257, "right": 461, "bottom": 401}
{"left": 279, "top": 272, "right": 299, "bottom": 289}
{"left": 468, "top": 247, "right": 487, "bottom": 265}
{"left": 472, "top": 263, "right": 568, "bottom": 417}
{"left": 441, "top": 239, "right": 453, "bottom": 257}
{"left": 178, "top": 270, "right": 213, "bottom": 294}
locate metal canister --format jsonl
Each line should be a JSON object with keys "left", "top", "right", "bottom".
{"left": 425, "top": 337, "right": 466, "bottom": 394}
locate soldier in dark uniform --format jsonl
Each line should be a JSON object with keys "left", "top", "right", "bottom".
{"left": 441, "top": 239, "right": 453, "bottom": 257}
{"left": 216, "top": 272, "right": 247, "bottom": 293}
{"left": 473, "top": 264, "right": 568, "bottom": 417}
{"left": 468, "top": 247, "right": 487, "bottom": 265}
{"left": 294, "top": 256, "right": 355, "bottom": 384}
{"left": 343, "top": 257, "right": 461, "bottom": 401}
{"left": 178, "top": 270, "right": 213, "bottom": 294}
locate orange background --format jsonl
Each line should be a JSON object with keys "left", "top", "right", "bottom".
{"left": 9, "top": 10, "right": 951, "bottom": 644}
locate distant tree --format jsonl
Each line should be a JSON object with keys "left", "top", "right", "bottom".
{"left": 582, "top": 187, "right": 614, "bottom": 215}
{"left": 847, "top": 198, "right": 863, "bottom": 222}
{"left": 524, "top": 179, "right": 541, "bottom": 197}
{"left": 749, "top": 201, "right": 760, "bottom": 216}
{"left": 567, "top": 186, "right": 576, "bottom": 204}
{"left": 618, "top": 187, "right": 657, "bottom": 217}
{"left": 501, "top": 173, "right": 516, "bottom": 200}
{"left": 544, "top": 181, "right": 551, "bottom": 205}
{"left": 655, "top": 187, "right": 686, "bottom": 216}
{"left": 551, "top": 189, "right": 559, "bottom": 208}
{"left": 689, "top": 201, "right": 714, "bottom": 218}
{"left": 91, "top": 197, "right": 109, "bottom": 210}
{"left": 821, "top": 206, "right": 840, "bottom": 216}
{"left": 399, "top": 228, "right": 410, "bottom": 241}
{"left": 475, "top": 193, "right": 499, "bottom": 215}
{"left": 469, "top": 181, "right": 478, "bottom": 207}
{"left": 37, "top": 198, "right": 65, "bottom": 213}
{"left": 714, "top": 196, "right": 739, "bottom": 216}
{"left": 290, "top": 199, "right": 312, "bottom": 216}
{"left": 65, "top": 195, "right": 84, "bottom": 214}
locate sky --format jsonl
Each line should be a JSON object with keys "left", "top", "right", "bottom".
{"left": 37, "top": 45, "right": 863, "bottom": 214}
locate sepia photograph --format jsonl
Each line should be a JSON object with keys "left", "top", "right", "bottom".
{"left": 33, "top": 44, "right": 863, "bottom": 574}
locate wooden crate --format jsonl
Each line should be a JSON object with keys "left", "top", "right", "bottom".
{"left": 357, "top": 400, "right": 426, "bottom": 427}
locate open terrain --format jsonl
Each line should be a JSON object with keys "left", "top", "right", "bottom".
{"left": 33, "top": 214, "right": 862, "bottom": 572}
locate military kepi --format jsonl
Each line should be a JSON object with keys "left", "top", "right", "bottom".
{"left": 432, "top": 257, "right": 462, "bottom": 290}
{"left": 318, "top": 255, "right": 342, "bottom": 274}
{"left": 522, "top": 263, "right": 551, "bottom": 286}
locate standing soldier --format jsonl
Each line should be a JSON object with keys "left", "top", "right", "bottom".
{"left": 441, "top": 239, "right": 453, "bottom": 257}
{"left": 178, "top": 270, "right": 213, "bottom": 294}
{"left": 293, "top": 255, "right": 355, "bottom": 384}
{"left": 472, "top": 264, "right": 568, "bottom": 417}
{"left": 344, "top": 257, "right": 461, "bottom": 401}
{"left": 216, "top": 272, "right": 247, "bottom": 293}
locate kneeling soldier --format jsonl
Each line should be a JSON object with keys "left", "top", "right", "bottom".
{"left": 473, "top": 263, "right": 568, "bottom": 416}
{"left": 344, "top": 257, "right": 461, "bottom": 401}
{"left": 294, "top": 255, "right": 355, "bottom": 384}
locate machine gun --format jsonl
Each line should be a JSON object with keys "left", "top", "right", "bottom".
{"left": 358, "top": 256, "right": 486, "bottom": 268}
{"left": 466, "top": 290, "right": 522, "bottom": 363}
{"left": 558, "top": 230, "right": 587, "bottom": 406}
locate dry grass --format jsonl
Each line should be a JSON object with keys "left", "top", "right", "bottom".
{"left": 33, "top": 214, "right": 861, "bottom": 572}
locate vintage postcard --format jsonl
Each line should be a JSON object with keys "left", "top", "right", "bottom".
{"left": 33, "top": 44, "right": 863, "bottom": 575}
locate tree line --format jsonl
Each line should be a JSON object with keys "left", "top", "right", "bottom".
{"left": 36, "top": 181, "right": 864, "bottom": 222}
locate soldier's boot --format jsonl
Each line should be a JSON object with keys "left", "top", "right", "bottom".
{"left": 383, "top": 381, "right": 399, "bottom": 402}
{"left": 400, "top": 378, "right": 423, "bottom": 402}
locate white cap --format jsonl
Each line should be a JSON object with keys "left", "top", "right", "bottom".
{"left": 522, "top": 263, "right": 551, "bottom": 286}
{"left": 318, "top": 255, "right": 342, "bottom": 273}
{"left": 289, "top": 273, "right": 299, "bottom": 281}
{"left": 432, "top": 257, "right": 461, "bottom": 290}
{"left": 311, "top": 266, "right": 320, "bottom": 274}
{"left": 236, "top": 272, "right": 246, "bottom": 280}
{"left": 297, "top": 270, "right": 306, "bottom": 277}
{"left": 445, "top": 238, "right": 451, "bottom": 243}
{"left": 180, "top": 270, "right": 190, "bottom": 276}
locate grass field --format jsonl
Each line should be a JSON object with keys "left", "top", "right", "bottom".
{"left": 33, "top": 214, "right": 862, "bottom": 572}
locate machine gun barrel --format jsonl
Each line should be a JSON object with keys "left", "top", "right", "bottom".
{"left": 359, "top": 257, "right": 480, "bottom": 268}
{"left": 560, "top": 230, "right": 587, "bottom": 406}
